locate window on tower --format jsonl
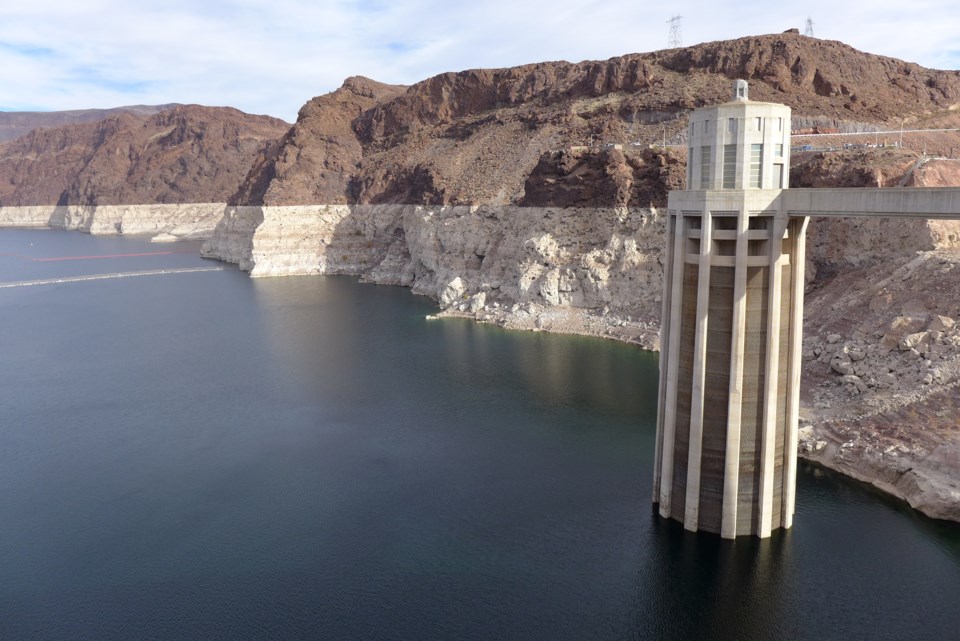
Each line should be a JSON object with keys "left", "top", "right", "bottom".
{"left": 700, "top": 146, "right": 711, "bottom": 189}
{"left": 750, "top": 144, "right": 763, "bottom": 188}
{"left": 722, "top": 144, "right": 737, "bottom": 189}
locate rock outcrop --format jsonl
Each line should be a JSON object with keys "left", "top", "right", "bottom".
{"left": 231, "top": 77, "right": 406, "bottom": 206}
{"left": 521, "top": 147, "right": 685, "bottom": 208}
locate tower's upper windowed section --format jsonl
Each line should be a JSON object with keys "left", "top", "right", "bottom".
{"left": 686, "top": 80, "right": 791, "bottom": 189}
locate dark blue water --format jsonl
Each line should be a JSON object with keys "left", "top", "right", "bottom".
{"left": 1, "top": 229, "right": 959, "bottom": 640}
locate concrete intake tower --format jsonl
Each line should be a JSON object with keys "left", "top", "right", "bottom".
{"left": 653, "top": 80, "right": 960, "bottom": 539}
{"left": 654, "top": 80, "right": 805, "bottom": 538}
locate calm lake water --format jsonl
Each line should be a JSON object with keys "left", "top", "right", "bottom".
{"left": 1, "top": 229, "right": 959, "bottom": 641}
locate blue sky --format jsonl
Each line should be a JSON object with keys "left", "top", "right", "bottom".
{"left": 1, "top": 0, "right": 958, "bottom": 122}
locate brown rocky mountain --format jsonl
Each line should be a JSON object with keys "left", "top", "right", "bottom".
{"left": 0, "top": 106, "right": 290, "bottom": 206}
{"left": 7, "top": 33, "right": 956, "bottom": 211}
{"left": 231, "top": 76, "right": 406, "bottom": 206}
{"left": 0, "top": 105, "right": 180, "bottom": 143}
{"left": 235, "top": 32, "right": 960, "bottom": 208}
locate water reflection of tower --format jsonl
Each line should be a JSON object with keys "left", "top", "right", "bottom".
{"left": 636, "top": 519, "right": 794, "bottom": 639}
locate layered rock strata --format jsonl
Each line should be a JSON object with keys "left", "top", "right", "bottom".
{"left": 0, "top": 204, "right": 227, "bottom": 240}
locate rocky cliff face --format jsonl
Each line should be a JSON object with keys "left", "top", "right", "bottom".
{"left": 0, "top": 106, "right": 289, "bottom": 207}
{"left": 521, "top": 147, "right": 686, "bottom": 208}
{"left": 231, "top": 77, "right": 406, "bottom": 206}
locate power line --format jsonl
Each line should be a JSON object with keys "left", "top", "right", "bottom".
{"left": 804, "top": 17, "right": 814, "bottom": 37}
{"left": 667, "top": 15, "right": 682, "bottom": 48}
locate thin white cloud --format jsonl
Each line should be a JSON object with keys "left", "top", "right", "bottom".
{"left": 0, "top": 0, "right": 957, "bottom": 121}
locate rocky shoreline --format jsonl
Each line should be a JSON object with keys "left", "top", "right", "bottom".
{"left": 796, "top": 249, "right": 960, "bottom": 522}
{"left": 432, "top": 304, "right": 661, "bottom": 351}
{"left": 200, "top": 203, "right": 667, "bottom": 327}
{"left": 0, "top": 204, "right": 225, "bottom": 240}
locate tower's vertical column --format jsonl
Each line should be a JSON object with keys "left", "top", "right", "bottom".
{"left": 652, "top": 212, "right": 677, "bottom": 502}
{"left": 757, "top": 215, "right": 787, "bottom": 538}
{"left": 782, "top": 216, "right": 809, "bottom": 528}
{"left": 720, "top": 208, "right": 749, "bottom": 538}
{"left": 683, "top": 209, "right": 712, "bottom": 531}
{"left": 657, "top": 211, "right": 689, "bottom": 517}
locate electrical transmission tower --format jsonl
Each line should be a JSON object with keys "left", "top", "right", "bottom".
{"left": 667, "top": 15, "right": 683, "bottom": 47}
{"left": 804, "top": 17, "right": 814, "bottom": 37}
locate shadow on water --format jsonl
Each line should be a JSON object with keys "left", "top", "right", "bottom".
{"left": 435, "top": 316, "right": 660, "bottom": 424}
{"left": 249, "top": 274, "right": 659, "bottom": 427}
{"left": 634, "top": 514, "right": 795, "bottom": 641}
{"left": 626, "top": 461, "right": 960, "bottom": 641}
